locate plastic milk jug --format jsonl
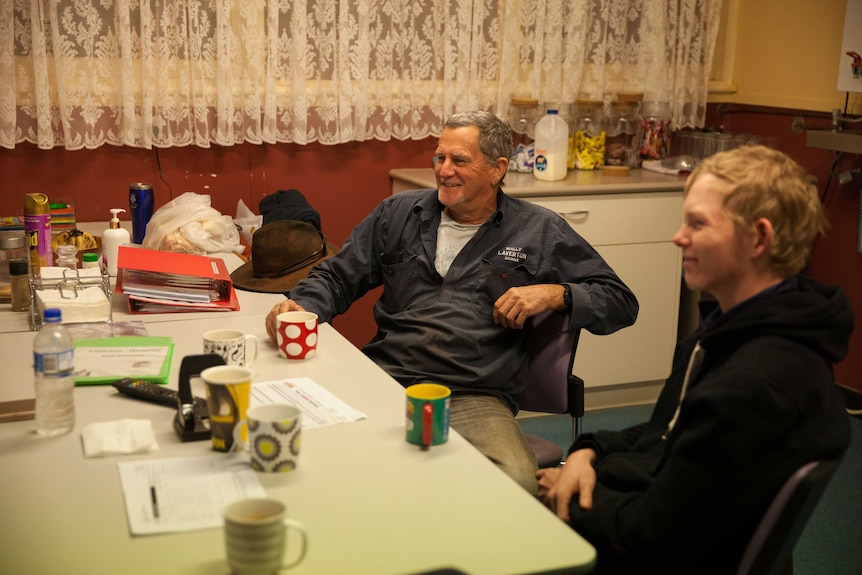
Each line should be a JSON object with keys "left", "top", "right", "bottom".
{"left": 533, "top": 110, "right": 569, "bottom": 182}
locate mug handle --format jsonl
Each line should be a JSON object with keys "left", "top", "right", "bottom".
{"left": 422, "top": 402, "right": 434, "bottom": 447}
{"left": 283, "top": 518, "right": 308, "bottom": 569}
{"left": 244, "top": 334, "right": 259, "bottom": 366}
{"left": 232, "top": 419, "right": 249, "bottom": 452}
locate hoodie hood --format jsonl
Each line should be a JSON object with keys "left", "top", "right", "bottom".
{"left": 700, "top": 275, "right": 854, "bottom": 365}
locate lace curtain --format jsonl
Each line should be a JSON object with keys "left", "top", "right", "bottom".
{"left": 1, "top": 0, "right": 721, "bottom": 151}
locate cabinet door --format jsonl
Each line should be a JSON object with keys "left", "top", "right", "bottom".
{"left": 529, "top": 192, "right": 683, "bottom": 388}
{"left": 575, "top": 242, "right": 680, "bottom": 387}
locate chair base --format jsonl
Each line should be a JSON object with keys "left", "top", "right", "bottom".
{"left": 525, "top": 433, "right": 564, "bottom": 468}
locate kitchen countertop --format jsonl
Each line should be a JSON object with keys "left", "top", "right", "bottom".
{"left": 389, "top": 167, "right": 688, "bottom": 197}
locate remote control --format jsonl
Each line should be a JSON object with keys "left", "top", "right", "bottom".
{"left": 112, "top": 378, "right": 207, "bottom": 410}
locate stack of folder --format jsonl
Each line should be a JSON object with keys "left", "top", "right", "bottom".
{"left": 116, "top": 246, "right": 240, "bottom": 313}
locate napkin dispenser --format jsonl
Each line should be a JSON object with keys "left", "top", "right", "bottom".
{"left": 173, "top": 354, "right": 225, "bottom": 442}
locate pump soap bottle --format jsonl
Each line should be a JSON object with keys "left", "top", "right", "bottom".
{"left": 102, "top": 208, "right": 131, "bottom": 277}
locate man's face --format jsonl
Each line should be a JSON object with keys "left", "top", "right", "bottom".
{"left": 673, "top": 174, "right": 756, "bottom": 310}
{"left": 433, "top": 126, "right": 499, "bottom": 217}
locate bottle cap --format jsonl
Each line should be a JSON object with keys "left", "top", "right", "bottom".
{"left": 9, "top": 258, "right": 28, "bottom": 276}
{"left": 109, "top": 208, "right": 126, "bottom": 228}
{"left": 43, "top": 308, "right": 62, "bottom": 322}
{"left": 82, "top": 253, "right": 99, "bottom": 263}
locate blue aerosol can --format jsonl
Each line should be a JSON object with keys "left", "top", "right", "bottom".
{"left": 129, "top": 183, "right": 154, "bottom": 245}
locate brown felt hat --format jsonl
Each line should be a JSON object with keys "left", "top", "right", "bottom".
{"left": 230, "top": 220, "right": 339, "bottom": 293}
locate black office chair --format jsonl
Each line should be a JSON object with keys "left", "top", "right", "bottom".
{"left": 736, "top": 457, "right": 843, "bottom": 575}
{"left": 518, "top": 310, "right": 584, "bottom": 468}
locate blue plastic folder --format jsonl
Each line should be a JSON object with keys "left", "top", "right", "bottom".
{"left": 72, "top": 336, "right": 174, "bottom": 385}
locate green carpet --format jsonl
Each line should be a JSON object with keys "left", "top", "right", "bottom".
{"left": 519, "top": 406, "right": 862, "bottom": 575}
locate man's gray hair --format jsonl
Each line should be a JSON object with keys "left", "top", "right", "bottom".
{"left": 444, "top": 111, "right": 513, "bottom": 167}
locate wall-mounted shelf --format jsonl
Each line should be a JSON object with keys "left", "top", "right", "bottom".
{"left": 806, "top": 130, "right": 862, "bottom": 155}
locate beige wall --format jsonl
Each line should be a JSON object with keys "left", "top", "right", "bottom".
{"left": 710, "top": 0, "right": 861, "bottom": 114}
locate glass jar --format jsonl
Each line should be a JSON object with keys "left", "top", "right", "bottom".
{"left": 605, "top": 93, "right": 643, "bottom": 168}
{"left": 638, "top": 101, "right": 672, "bottom": 160}
{"left": 9, "top": 258, "right": 30, "bottom": 312}
{"left": 507, "top": 96, "right": 540, "bottom": 172}
{"left": 55, "top": 244, "right": 78, "bottom": 269}
{"left": 570, "top": 99, "right": 606, "bottom": 170}
{"left": 0, "top": 233, "right": 27, "bottom": 304}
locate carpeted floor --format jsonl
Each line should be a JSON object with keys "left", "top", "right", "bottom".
{"left": 518, "top": 405, "right": 862, "bottom": 575}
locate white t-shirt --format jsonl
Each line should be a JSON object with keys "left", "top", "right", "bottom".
{"left": 435, "top": 210, "right": 481, "bottom": 277}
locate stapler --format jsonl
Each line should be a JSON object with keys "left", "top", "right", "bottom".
{"left": 173, "top": 353, "right": 225, "bottom": 442}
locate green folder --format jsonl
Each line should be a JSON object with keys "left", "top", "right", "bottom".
{"left": 72, "top": 336, "right": 174, "bottom": 385}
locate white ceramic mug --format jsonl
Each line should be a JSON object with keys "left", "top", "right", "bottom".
{"left": 203, "top": 329, "right": 259, "bottom": 367}
{"left": 223, "top": 498, "right": 308, "bottom": 575}
{"left": 234, "top": 403, "right": 302, "bottom": 473}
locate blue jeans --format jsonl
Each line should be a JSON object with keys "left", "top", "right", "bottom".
{"left": 449, "top": 394, "right": 538, "bottom": 494}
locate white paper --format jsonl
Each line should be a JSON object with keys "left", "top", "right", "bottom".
{"left": 74, "top": 345, "right": 170, "bottom": 378}
{"left": 838, "top": 0, "right": 862, "bottom": 92}
{"left": 82, "top": 419, "right": 158, "bottom": 458}
{"left": 250, "top": 377, "right": 367, "bottom": 429}
{"left": 118, "top": 454, "right": 265, "bottom": 536}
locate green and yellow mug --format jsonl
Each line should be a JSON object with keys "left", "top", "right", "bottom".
{"left": 405, "top": 383, "right": 451, "bottom": 447}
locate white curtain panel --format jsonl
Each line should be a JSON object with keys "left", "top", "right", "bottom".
{"left": 1, "top": 0, "right": 721, "bottom": 150}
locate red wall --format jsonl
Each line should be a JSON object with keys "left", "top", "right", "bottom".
{"left": 2, "top": 104, "right": 860, "bottom": 392}
{"left": 0, "top": 138, "right": 436, "bottom": 347}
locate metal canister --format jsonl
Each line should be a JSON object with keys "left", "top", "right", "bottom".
{"left": 129, "top": 183, "right": 154, "bottom": 245}
{"left": 24, "top": 193, "right": 51, "bottom": 276}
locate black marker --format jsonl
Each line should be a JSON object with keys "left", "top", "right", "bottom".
{"left": 150, "top": 485, "right": 160, "bottom": 519}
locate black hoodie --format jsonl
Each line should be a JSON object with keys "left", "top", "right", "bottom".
{"left": 568, "top": 275, "right": 854, "bottom": 574}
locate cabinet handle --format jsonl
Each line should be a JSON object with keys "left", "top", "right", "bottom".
{"left": 560, "top": 210, "right": 589, "bottom": 217}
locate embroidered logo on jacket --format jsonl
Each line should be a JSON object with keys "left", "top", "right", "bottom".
{"left": 497, "top": 246, "right": 527, "bottom": 263}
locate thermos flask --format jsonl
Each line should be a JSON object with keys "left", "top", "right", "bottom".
{"left": 129, "top": 183, "right": 154, "bottom": 245}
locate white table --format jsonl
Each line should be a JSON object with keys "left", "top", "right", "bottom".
{"left": 0, "top": 315, "right": 596, "bottom": 574}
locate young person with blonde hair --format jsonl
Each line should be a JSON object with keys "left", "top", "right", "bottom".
{"left": 538, "top": 145, "right": 853, "bottom": 574}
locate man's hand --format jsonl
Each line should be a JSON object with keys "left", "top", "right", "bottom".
{"left": 536, "top": 448, "right": 597, "bottom": 523}
{"left": 265, "top": 299, "right": 306, "bottom": 343}
{"left": 493, "top": 284, "right": 566, "bottom": 329}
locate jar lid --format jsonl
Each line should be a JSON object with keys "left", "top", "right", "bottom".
{"left": 56, "top": 244, "right": 78, "bottom": 255}
{"left": 82, "top": 252, "right": 99, "bottom": 262}
{"left": 9, "top": 258, "right": 28, "bottom": 275}
{"left": 0, "top": 235, "right": 25, "bottom": 250}
{"left": 614, "top": 92, "right": 644, "bottom": 103}
{"left": 575, "top": 99, "right": 602, "bottom": 109}
{"left": 510, "top": 96, "right": 539, "bottom": 108}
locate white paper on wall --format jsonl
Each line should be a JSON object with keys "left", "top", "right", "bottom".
{"left": 838, "top": 0, "right": 862, "bottom": 92}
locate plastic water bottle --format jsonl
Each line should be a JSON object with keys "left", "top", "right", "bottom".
{"left": 34, "top": 308, "right": 75, "bottom": 436}
{"left": 533, "top": 109, "right": 570, "bottom": 182}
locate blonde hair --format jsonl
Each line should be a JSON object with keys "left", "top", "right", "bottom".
{"left": 684, "top": 145, "right": 826, "bottom": 276}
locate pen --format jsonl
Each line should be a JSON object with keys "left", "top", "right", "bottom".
{"left": 150, "top": 485, "right": 160, "bottom": 519}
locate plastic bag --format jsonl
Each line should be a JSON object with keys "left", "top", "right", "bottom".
{"left": 233, "top": 199, "right": 262, "bottom": 248}
{"left": 143, "top": 192, "right": 244, "bottom": 255}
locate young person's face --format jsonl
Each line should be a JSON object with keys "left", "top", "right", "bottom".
{"left": 433, "top": 126, "right": 501, "bottom": 222}
{"left": 673, "top": 174, "right": 756, "bottom": 310}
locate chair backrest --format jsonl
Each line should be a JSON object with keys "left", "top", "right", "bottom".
{"left": 519, "top": 310, "right": 581, "bottom": 415}
{"left": 736, "top": 457, "right": 843, "bottom": 575}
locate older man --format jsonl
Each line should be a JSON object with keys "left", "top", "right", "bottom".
{"left": 538, "top": 145, "right": 853, "bottom": 573}
{"left": 266, "top": 111, "right": 638, "bottom": 493}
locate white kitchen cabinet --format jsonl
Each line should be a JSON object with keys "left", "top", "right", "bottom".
{"left": 390, "top": 168, "right": 689, "bottom": 408}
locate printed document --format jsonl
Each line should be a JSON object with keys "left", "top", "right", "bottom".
{"left": 250, "top": 377, "right": 367, "bottom": 428}
{"left": 118, "top": 454, "right": 265, "bottom": 536}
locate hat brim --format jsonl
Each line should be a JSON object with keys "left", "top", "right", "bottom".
{"left": 230, "top": 241, "right": 340, "bottom": 294}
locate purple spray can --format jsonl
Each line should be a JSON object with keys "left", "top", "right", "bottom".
{"left": 24, "top": 193, "right": 51, "bottom": 276}
{"left": 129, "top": 183, "right": 154, "bottom": 245}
